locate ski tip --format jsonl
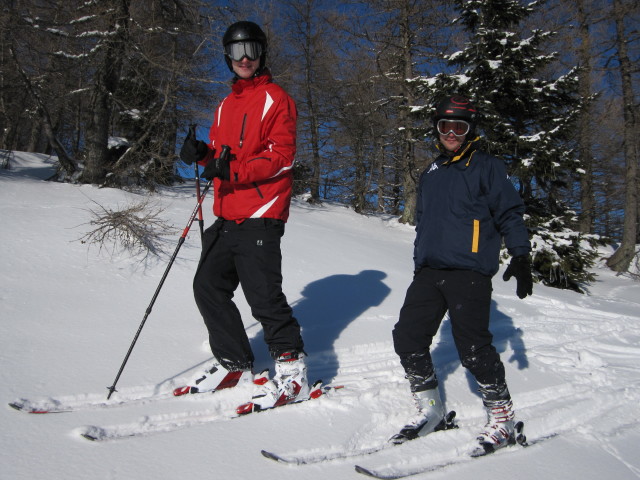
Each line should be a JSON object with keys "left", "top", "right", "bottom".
{"left": 261, "top": 449, "right": 275, "bottom": 459}
{"left": 355, "top": 465, "right": 384, "bottom": 478}
{"left": 355, "top": 465, "right": 372, "bottom": 475}
{"left": 8, "top": 402, "right": 52, "bottom": 414}
{"left": 78, "top": 425, "right": 107, "bottom": 442}
{"left": 261, "top": 450, "right": 284, "bottom": 462}
{"left": 8, "top": 402, "right": 24, "bottom": 412}
{"left": 261, "top": 450, "right": 304, "bottom": 465}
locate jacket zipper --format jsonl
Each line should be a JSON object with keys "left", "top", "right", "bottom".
{"left": 239, "top": 114, "right": 247, "bottom": 148}
{"left": 238, "top": 113, "right": 261, "bottom": 197}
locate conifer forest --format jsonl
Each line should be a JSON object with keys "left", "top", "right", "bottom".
{"left": 1, "top": 0, "right": 638, "bottom": 286}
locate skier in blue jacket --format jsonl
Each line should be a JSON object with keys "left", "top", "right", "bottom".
{"left": 391, "top": 95, "right": 533, "bottom": 454}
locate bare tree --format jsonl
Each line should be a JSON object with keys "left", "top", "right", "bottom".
{"left": 338, "top": 0, "right": 450, "bottom": 221}
{"left": 9, "top": 43, "right": 78, "bottom": 176}
{"left": 277, "top": 0, "right": 339, "bottom": 204}
{"left": 3, "top": 0, "right": 220, "bottom": 185}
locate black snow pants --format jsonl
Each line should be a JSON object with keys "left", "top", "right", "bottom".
{"left": 392, "top": 267, "right": 506, "bottom": 391}
{"left": 193, "top": 218, "right": 304, "bottom": 371}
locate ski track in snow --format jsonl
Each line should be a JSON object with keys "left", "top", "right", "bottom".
{"left": 259, "top": 281, "right": 640, "bottom": 475}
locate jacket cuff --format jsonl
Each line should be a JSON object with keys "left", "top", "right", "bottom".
{"left": 508, "top": 247, "right": 531, "bottom": 258}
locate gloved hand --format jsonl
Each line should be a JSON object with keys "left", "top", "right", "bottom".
{"left": 201, "top": 147, "right": 231, "bottom": 181}
{"left": 179, "top": 126, "right": 208, "bottom": 165}
{"left": 503, "top": 255, "right": 533, "bottom": 299}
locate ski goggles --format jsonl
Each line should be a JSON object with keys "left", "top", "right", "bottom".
{"left": 224, "top": 41, "right": 263, "bottom": 62}
{"left": 436, "top": 119, "right": 471, "bottom": 137}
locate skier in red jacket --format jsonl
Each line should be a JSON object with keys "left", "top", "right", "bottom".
{"left": 178, "top": 21, "right": 308, "bottom": 412}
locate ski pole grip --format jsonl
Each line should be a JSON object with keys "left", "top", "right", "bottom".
{"left": 219, "top": 144, "right": 231, "bottom": 162}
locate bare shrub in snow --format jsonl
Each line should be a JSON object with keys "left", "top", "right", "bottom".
{"left": 78, "top": 198, "right": 175, "bottom": 259}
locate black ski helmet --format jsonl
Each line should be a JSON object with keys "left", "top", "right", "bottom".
{"left": 432, "top": 95, "right": 477, "bottom": 138}
{"left": 222, "top": 21, "right": 268, "bottom": 73}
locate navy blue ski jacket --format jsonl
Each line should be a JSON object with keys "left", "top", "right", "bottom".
{"left": 414, "top": 139, "right": 531, "bottom": 277}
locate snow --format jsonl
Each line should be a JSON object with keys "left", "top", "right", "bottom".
{"left": 108, "top": 137, "right": 130, "bottom": 148}
{"left": 2, "top": 152, "right": 640, "bottom": 479}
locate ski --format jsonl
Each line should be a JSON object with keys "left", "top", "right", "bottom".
{"left": 79, "top": 383, "right": 342, "bottom": 442}
{"left": 261, "top": 443, "right": 393, "bottom": 465}
{"left": 261, "top": 411, "right": 457, "bottom": 465}
{"left": 8, "top": 388, "right": 175, "bottom": 414}
{"left": 8, "top": 373, "right": 315, "bottom": 414}
{"left": 78, "top": 407, "right": 232, "bottom": 441}
{"left": 354, "top": 427, "right": 558, "bottom": 479}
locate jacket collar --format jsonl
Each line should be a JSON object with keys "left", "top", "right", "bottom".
{"left": 232, "top": 68, "right": 272, "bottom": 95}
{"left": 439, "top": 136, "right": 481, "bottom": 166}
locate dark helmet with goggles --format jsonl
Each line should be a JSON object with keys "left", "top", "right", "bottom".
{"left": 222, "top": 21, "right": 268, "bottom": 73}
{"left": 432, "top": 95, "right": 477, "bottom": 138}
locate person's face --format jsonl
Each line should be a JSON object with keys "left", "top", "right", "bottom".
{"left": 232, "top": 58, "right": 260, "bottom": 79}
{"left": 439, "top": 131, "right": 466, "bottom": 152}
{"left": 436, "top": 118, "right": 469, "bottom": 152}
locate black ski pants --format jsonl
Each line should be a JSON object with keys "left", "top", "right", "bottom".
{"left": 193, "top": 218, "right": 304, "bottom": 371}
{"left": 393, "top": 267, "right": 506, "bottom": 390}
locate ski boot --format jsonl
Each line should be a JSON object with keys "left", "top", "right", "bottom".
{"left": 237, "top": 352, "right": 310, "bottom": 414}
{"left": 390, "top": 386, "right": 454, "bottom": 444}
{"left": 473, "top": 383, "right": 520, "bottom": 455}
{"left": 173, "top": 361, "right": 252, "bottom": 396}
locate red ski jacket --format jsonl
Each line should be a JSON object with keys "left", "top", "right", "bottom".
{"left": 201, "top": 70, "right": 297, "bottom": 222}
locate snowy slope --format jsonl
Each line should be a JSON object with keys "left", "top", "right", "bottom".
{"left": 1, "top": 152, "right": 639, "bottom": 480}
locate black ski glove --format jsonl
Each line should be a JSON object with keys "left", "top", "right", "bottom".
{"left": 503, "top": 255, "right": 533, "bottom": 299}
{"left": 201, "top": 147, "right": 231, "bottom": 181}
{"left": 180, "top": 126, "right": 208, "bottom": 165}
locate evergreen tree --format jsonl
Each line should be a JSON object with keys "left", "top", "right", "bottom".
{"left": 412, "top": 0, "right": 601, "bottom": 292}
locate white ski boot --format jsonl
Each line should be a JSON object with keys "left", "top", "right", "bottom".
{"left": 173, "top": 361, "right": 252, "bottom": 396}
{"left": 236, "top": 352, "right": 310, "bottom": 414}
{"left": 475, "top": 398, "right": 516, "bottom": 454}
{"left": 390, "top": 386, "right": 450, "bottom": 444}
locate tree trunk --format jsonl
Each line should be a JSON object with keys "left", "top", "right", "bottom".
{"left": 398, "top": 0, "right": 417, "bottom": 225}
{"left": 304, "top": 11, "right": 322, "bottom": 204}
{"left": 10, "top": 45, "right": 77, "bottom": 176}
{"left": 606, "top": 0, "right": 638, "bottom": 272}
{"left": 576, "top": 0, "right": 595, "bottom": 234}
{"left": 81, "top": 0, "right": 130, "bottom": 184}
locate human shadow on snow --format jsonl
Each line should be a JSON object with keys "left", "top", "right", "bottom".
{"left": 249, "top": 270, "right": 391, "bottom": 383}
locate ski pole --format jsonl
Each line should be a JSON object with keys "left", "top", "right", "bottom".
{"left": 195, "top": 162, "right": 204, "bottom": 241}
{"left": 106, "top": 145, "right": 230, "bottom": 400}
{"left": 189, "top": 125, "right": 205, "bottom": 242}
